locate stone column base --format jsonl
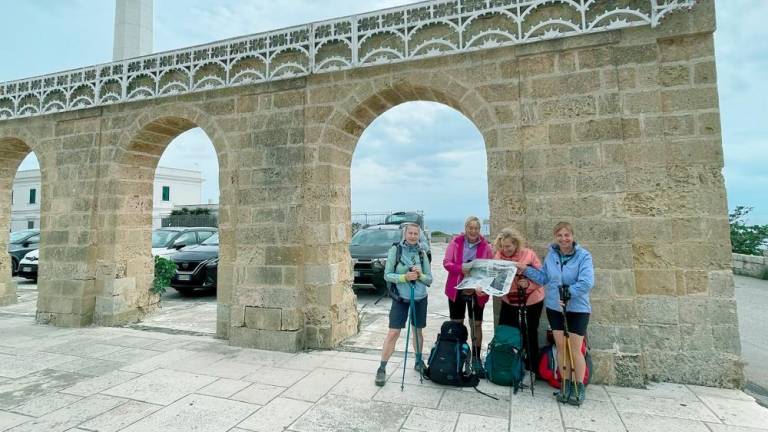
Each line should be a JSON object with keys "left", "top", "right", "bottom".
{"left": 0, "top": 280, "right": 17, "bottom": 306}
{"left": 230, "top": 326, "right": 304, "bottom": 352}
{"left": 93, "top": 277, "right": 159, "bottom": 326}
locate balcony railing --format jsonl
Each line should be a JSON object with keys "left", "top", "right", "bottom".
{"left": 0, "top": 0, "right": 695, "bottom": 122}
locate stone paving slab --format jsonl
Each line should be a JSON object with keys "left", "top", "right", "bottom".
{"left": 237, "top": 397, "right": 313, "bottom": 432}
{"left": 1, "top": 288, "right": 768, "bottom": 431}
{"left": 119, "top": 394, "right": 257, "bottom": 432}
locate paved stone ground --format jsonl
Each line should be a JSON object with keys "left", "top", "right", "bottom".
{"left": 734, "top": 275, "right": 768, "bottom": 407}
{"left": 0, "top": 247, "right": 767, "bottom": 431}
{"left": 1, "top": 310, "right": 768, "bottom": 431}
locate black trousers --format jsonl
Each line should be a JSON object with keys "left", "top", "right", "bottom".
{"left": 498, "top": 300, "right": 544, "bottom": 371}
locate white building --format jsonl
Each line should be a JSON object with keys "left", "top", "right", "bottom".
{"left": 9, "top": 170, "right": 41, "bottom": 232}
{"left": 10, "top": 166, "right": 204, "bottom": 231}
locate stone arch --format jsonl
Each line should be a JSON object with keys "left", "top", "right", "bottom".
{"left": 300, "top": 75, "right": 500, "bottom": 348}
{"left": 93, "top": 103, "right": 233, "bottom": 332}
{"left": 326, "top": 77, "right": 498, "bottom": 159}
{"left": 0, "top": 129, "right": 42, "bottom": 306}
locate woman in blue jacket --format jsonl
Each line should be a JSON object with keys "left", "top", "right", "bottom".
{"left": 516, "top": 222, "right": 594, "bottom": 405}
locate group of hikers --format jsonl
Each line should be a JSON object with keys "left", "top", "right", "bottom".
{"left": 374, "top": 216, "right": 595, "bottom": 406}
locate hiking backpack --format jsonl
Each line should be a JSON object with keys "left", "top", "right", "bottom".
{"left": 484, "top": 324, "right": 525, "bottom": 392}
{"left": 538, "top": 338, "right": 593, "bottom": 389}
{"left": 425, "top": 321, "right": 479, "bottom": 387}
{"left": 387, "top": 243, "right": 428, "bottom": 302}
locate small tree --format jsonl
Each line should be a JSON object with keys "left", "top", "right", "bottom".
{"left": 729, "top": 206, "right": 768, "bottom": 255}
{"left": 151, "top": 255, "right": 177, "bottom": 295}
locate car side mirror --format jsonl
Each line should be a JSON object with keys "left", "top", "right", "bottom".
{"left": 22, "top": 242, "right": 29, "bottom": 248}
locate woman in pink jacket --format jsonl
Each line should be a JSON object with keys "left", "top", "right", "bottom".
{"left": 493, "top": 227, "right": 544, "bottom": 374}
{"left": 443, "top": 216, "right": 493, "bottom": 376}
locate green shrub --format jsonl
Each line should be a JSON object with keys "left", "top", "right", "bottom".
{"left": 729, "top": 206, "right": 768, "bottom": 255}
{"left": 152, "top": 255, "right": 177, "bottom": 295}
{"left": 431, "top": 230, "right": 449, "bottom": 237}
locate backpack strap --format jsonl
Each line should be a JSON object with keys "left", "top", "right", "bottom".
{"left": 388, "top": 243, "right": 404, "bottom": 302}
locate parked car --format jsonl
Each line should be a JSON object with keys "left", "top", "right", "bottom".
{"left": 169, "top": 233, "right": 219, "bottom": 294}
{"left": 17, "top": 249, "right": 38, "bottom": 281}
{"left": 384, "top": 212, "right": 424, "bottom": 228}
{"left": 7, "top": 229, "right": 40, "bottom": 276}
{"left": 152, "top": 227, "right": 217, "bottom": 258}
{"left": 349, "top": 224, "right": 431, "bottom": 294}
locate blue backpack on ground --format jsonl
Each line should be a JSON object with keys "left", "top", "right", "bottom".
{"left": 485, "top": 324, "right": 525, "bottom": 392}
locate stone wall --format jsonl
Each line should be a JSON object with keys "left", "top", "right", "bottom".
{"left": 733, "top": 253, "right": 768, "bottom": 279}
{"left": 0, "top": 0, "right": 743, "bottom": 388}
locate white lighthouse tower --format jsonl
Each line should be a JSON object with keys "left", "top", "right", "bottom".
{"left": 113, "top": 0, "right": 153, "bottom": 61}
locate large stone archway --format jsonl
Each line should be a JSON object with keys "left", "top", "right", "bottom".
{"left": 90, "top": 105, "right": 234, "bottom": 338}
{"left": 0, "top": 0, "right": 741, "bottom": 387}
{"left": 0, "top": 135, "right": 36, "bottom": 305}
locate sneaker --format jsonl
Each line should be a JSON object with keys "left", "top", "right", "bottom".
{"left": 568, "top": 382, "right": 586, "bottom": 406}
{"left": 557, "top": 379, "right": 573, "bottom": 403}
{"left": 375, "top": 368, "right": 386, "bottom": 386}
{"left": 471, "top": 358, "right": 485, "bottom": 378}
{"left": 414, "top": 360, "right": 426, "bottom": 374}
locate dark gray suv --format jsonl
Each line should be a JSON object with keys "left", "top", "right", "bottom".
{"left": 349, "top": 224, "right": 431, "bottom": 294}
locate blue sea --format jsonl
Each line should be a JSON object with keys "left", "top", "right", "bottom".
{"left": 425, "top": 218, "right": 490, "bottom": 236}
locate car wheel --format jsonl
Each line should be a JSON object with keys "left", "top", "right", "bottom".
{"left": 10, "top": 258, "right": 18, "bottom": 276}
{"left": 173, "top": 286, "right": 194, "bottom": 296}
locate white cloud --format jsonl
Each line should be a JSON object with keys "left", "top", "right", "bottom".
{"left": 3, "top": 1, "right": 765, "bottom": 224}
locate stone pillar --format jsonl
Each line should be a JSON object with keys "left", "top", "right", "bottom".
{"left": 622, "top": 15, "right": 742, "bottom": 386}
{"left": 227, "top": 82, "right": 312, "bottom": 351}
{"left": 35, "top": 112, "right": 103, "bottom": 327}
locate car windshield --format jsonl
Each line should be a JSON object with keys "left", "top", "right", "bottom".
{"left": 386, "top": 214, "right": 417, "bottom": 224}
{"left": 151, "top": 230, "right": 178, "bottom": 248}
{"left": 9, "top": 230, "right": 35, "bottom": 243}
{"left": 202, "top": 233, "right": 219, "bottom": 245}
{"left": 350, "top": 229, "right": 401, "bottom": 246}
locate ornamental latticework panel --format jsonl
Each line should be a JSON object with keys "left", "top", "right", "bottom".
{"left": 0, "top": 0, "right": 695, "bottom": 121}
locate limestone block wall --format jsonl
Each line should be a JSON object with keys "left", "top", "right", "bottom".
{"left": 733, "top": 253, "right": 768, "bottom": 279}
{"left": 0, "top": 0, "right": 742, "bottom": 387}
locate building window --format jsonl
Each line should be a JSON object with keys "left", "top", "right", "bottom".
{"left": 29, "top": 188, "right": 36, "bottom": 204}
{"left": 27, "top": 220, "right": 34, "bottom": 229}
{"left": 162, "top": 186, "right": 170, "bottom": 202}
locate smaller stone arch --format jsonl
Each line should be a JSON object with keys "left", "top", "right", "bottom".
{"left": 0, "top": 131, "right": 39, "bottom": 306}
{"left": 93, "top": 103, "right": 233, "bottom": 333}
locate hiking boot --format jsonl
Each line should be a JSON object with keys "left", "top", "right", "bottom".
{"left": 414, "top": 360, "right": 426, "bottom": 374}
{"left": 471, "top": 358, "right": 485, "bottom": 378}
{"left": 375, "top": 368, "right": 386, "bottom": 386}
{"left": 568, "top": 382, "right": 586, "bottom": 406}
{"left": 557, "top": 379, "right": 573, "bottom": 403}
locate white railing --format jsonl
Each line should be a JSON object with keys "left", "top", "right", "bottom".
{"left": 0, "top": 0, "right": 695, "bottom": 122}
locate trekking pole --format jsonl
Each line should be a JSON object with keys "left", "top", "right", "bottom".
{"left": 467, "top": 292, "right": 477, "bottom": 374}
{"left": 560, "top": 285, "right": 578, "bottom": 404}
{"left": 467, "top": 291, "right": 499, "bottom": 400}
{"left": 518, "top": 283, "right": 535, "bottom": 397}
{"left": 401, "top": 283, "right": 415, "bottom": 392}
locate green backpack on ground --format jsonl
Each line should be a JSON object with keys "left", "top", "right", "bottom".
{"left": 484, "top": 324, "right": 525, "bottom": 392}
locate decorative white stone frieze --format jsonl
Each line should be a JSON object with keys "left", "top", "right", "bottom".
{"left": 0, "top": 0, "right": 695, "bottom": 121}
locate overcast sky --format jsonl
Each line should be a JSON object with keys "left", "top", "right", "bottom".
{"left": 2, "top": 0, "right": 765, "bottom": 223}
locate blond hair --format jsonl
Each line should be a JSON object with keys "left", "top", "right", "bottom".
{"left": 464, "top": 216, "right": 482, "bottom": 232}
{"left": 494, "top": 227, "right": 525, "bottom": 252}
{"left": 401, "top": 222, "right": 421, "bottom": 241}
{"left": 553, "top": 222, "right": 574, "bottom": 236}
